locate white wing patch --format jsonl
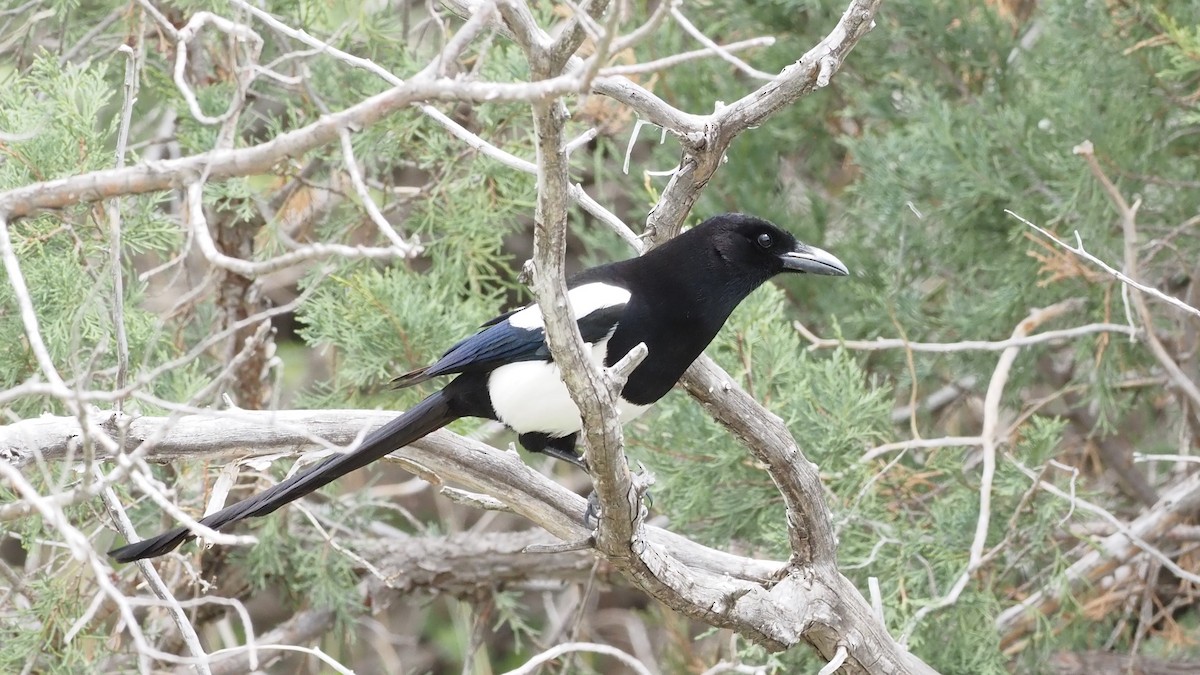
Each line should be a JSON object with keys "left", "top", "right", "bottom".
{"left": 508, "top": 282, "right": 631, "bottom": 330}
{"left": 488, "top": 336, "right": 652, "bottom": 436}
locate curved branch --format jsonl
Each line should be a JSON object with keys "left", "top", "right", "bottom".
{"left": 0, "top": 71, "right": 578, "bottom": 220}
{"left": 645, "top": 0, "right": 882, "bottom": 243}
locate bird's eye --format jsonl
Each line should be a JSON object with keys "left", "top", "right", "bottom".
{"left": 756, "top": 233, "right": 773, "bottom": 249}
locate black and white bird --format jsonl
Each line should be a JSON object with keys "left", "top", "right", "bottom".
{"left": 110, "top": 213, "right": 848, "bottom": 562}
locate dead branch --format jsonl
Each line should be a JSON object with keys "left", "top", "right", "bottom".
{"left": 996, "top": 471, "right": 1200, "bottom": 646}
{"left": 351, "top": 530, "right": 600, "bottom": 598}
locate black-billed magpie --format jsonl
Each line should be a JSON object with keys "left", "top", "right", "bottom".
{"left": 109, "top": 213, "right": 847, "bottom": 562}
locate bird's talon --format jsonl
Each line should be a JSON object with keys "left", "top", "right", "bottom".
{"left": 583, "top": 490, "right": 602, "bottom": 529}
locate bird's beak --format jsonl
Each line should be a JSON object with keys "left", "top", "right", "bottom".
{"left": 781, "top": 245, "right": 849, "bottom": 276}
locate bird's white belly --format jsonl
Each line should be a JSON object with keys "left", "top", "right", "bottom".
{"left": 488, "top": 338, "right": 651, "bottom": 436}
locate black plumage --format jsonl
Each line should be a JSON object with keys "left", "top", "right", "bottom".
{"left": 109, "top": 213, "right": 847, "bottom": 562}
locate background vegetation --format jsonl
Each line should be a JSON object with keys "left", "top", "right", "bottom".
{"left": 2, "top": 0, "right": 1200, "bottom": 673}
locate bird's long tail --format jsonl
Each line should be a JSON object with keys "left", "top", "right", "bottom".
{"left": 109, "top": 391, "right": 457, "bottom": 563}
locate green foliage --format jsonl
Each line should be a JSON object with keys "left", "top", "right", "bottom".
{"left": 244, "top": 512, "right": 362, "bottom": 628}
{"left": 491, "top": 589, "right": 539, "bottom": 652}
{"left": 294, "top": 151, "right": 536, "bottom": 409}
{"left": 1150, "top": 8, "right": 1200, "bottom": 104}
{"left": 631, "top": 282, "right": 892, "bottom": 552}
{"left": 0, "top": 563, "right": 107, "bottom": 673}
{"left": 0, "top": 56, "right": 116, "bottom": 184}
{"left": 0, "top": 56, "right": 184, "bottom": 415}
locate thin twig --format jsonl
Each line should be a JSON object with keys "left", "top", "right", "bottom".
{"left": 861, "top": 436, "right": 985, "bottom": 463}
{"left": 172, "top": 12, "right": 263, "bottom": 125}
{"left": 96, "top": 467, "right": 212, "bottom": 675}
{"left": 901, "top": 299, "right": 1083, "bottom": 642}
{"left": 670, "top": 7, "right": 776, "bottom": 81}
{"left": 1009, "top": 209, "right": 1200, "bottom": 321}
{"left": 108, "top": 32, "right": 143, "bottom": 412}
{"left": 502, "top": 642, "right": 654, "bottom": 675}
{"left": 185, "top": 182, "right": 416, "bottom": 274}
{"left": 1069, "top": 142, "right": 1200, "bottom": 416}
{"left": 199, "top": 608, "right": 336, "bottom": 675}
{"left": 600, "top": 37, "right": 775, "bottom": 77}
{"left": 795, "top": 319, "right": 1137, "bottom": 352}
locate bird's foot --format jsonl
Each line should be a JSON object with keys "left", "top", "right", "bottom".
{"left": 583, "top": 490, "right": 602, "bottom": 529}
{"left": 581, "top": 463, "right": 655, "bottom": 530}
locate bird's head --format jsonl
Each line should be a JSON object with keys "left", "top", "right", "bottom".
{"left": 701, "top": 213, "right": 849, "bottom": 278}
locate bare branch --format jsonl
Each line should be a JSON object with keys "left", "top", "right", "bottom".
{"left": 645, "top": 0, "right": 882, "bottom": 243}
{"left": 1072, "top": 143, "right": 1200, "bottom": 417}
{"left": 546, "top": 0, "right": 612, "bottom": 72}
{"left": 185, "top": 183, "right": 415, "bottom": 275}
{"left": 173, "top": 12, "right": 263, "bottom": 125}
{"left": 96, "top": 467, "right": 211, "bottom": 675}
{"left": 901, "top": 298, "right": 1084, "bottom": 641}
{"left": 0, "top": 72, "right": 583, "bottom": 221}
{"left": 200, "top": 608, "right": 336, "bottom": 675}
{"left": 516, "top": 11, "right": 655, "bottom": 628}
{"left": 108, "top": 33, "right": 143, "bottom": 410}
{"left": 680, "top": 356, "right": 935, "bottom": 672}
{"left": 816, "top": 646, "right": 850, "bottom": 675}
{"left": 795, "top": 319, "right": 1138, "bottom": 352}
{"left": 440, "top": 486, "right": 512, "bottom": 511}
{"left": 0, "top": 213, "right": 71, "bottom": 394}
{"left": 349, "top": 529, "right": 599, "bottom": 598}
{"left": 862, "top": 436, "right": 985, "bottom": 463}
{"left": 997, "top": 470, "right": 1200, "bottom": 646}
{"left": 681, "top": 355, "right": 833, "bottom": 563}
{"left": 0, "top": 409, "right": 783, "bottom": 582}
{"left": 670, "top": 7, "right": 775, "bottom": 81}
{"left": 600, "top": 37, "right": 776, "bottom": 77}
{"left": 608, "top": 0, "right": 677, "bottom": 53}
{"left": 1010, "top": 209, "right": 1200, "bottom": 322}
{"left": 505, "top": 642, "right": 653, "bottom": 675}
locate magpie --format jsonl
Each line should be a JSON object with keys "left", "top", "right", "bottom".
{"left": 109, "top": 213, "right": 848, "bottom": 562}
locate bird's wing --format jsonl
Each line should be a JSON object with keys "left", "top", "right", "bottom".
{"left": 392, "top": 282, "right": 630, "bottom": 388}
